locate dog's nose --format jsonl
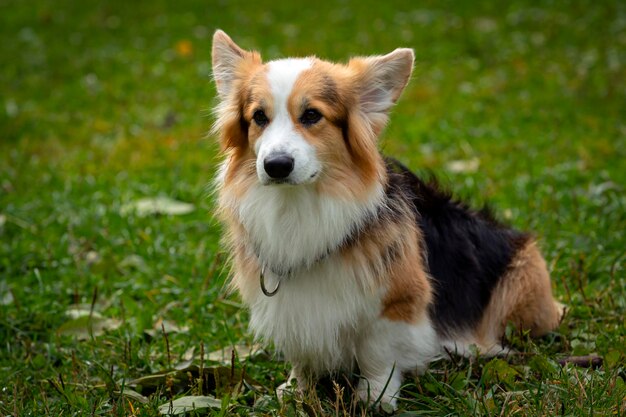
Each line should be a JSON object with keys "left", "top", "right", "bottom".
{"left": 264, "top": 154, "right": 294, "bottom": 179}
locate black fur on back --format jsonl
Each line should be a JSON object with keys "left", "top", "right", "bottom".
{"left": 385, "top": 158, "right": 530, "bottom": 335}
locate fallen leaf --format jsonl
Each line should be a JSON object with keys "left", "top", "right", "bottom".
{"left": 0, "top": 281, "right": 13, "bottom": 306}
{"left": 65, "top": 307, "right": 104, "bottom": 320}
{"left": 128, "top": 364, "right": 263, "bottom": 396}
{"left": 482, "top": 358, "right": 519, "bottom": 387}
{"left": 158, "top": 395, "right": 221, "bottom": 415}
{"left": 173, "top": 358, "right": 194, "bottom": 371}
{"left": 207, "top": 344, "right": 264, "bottom": 363}
{"left": 145, "top": 318, "right": 189, "bottom": 338}
{"left": 1, "top": 290, "right": 13, "bottom": 306}
{"left": 446, "top": 158, "right": 480, "bottom": 173}
{"left": 118, "top": 254, "right": 149, "bottom": 273}
{"left": 57, "top": 314, "right": 121, "bottom": 340}
{"left": 121, "top": 197, "right": 195, "bottom": 217}
{"left": 65, "top": 302, "right": 114, "bottom": 318}
{"left": 114, "top": 388, "right": 149, "bottom": 404}
{"left": 84, "top": 250, "right": 101, "bottom": 265}
{"left": 182, "top": 346, "right": 195, "bottom": 361}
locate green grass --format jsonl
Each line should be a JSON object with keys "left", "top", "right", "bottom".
{"left": 1, "top": 0, "right": 625, "bottom": 415}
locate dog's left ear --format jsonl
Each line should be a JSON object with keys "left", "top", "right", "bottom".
{"left": 352, "top": 48, "right": 414, "bottom": 117}
{"left": 212, "top": 30, "right": 261, "bottom": 98}
{"left": 343, "top": 49, "right": 414, "bottom": 176}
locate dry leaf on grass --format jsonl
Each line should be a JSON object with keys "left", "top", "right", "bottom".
{"left": 121, "top": 197, "right": 195, "bottom": 217}
{"left": 158, "top": 395, "right": 221, "bottom": 415}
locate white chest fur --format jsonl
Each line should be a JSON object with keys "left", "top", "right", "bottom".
{"left": 248, "top": 257, "right": 382, "bottom": 373}
{"left": 222, "top": 182, "right": 387, "bottom": 372}
{"left": 226, "top": 182, "right": 384, "bottom": 274}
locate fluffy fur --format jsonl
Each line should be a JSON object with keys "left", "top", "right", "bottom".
{"left": 211, "top": 30, "right": 564, "bottom": 408}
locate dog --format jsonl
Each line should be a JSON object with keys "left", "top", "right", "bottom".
{"left": 211, "top": 30, "right": 565, "bottom": 408}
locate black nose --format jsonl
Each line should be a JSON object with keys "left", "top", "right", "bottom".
{"left": 264, "top": 154, "right": 294, "bottom": 179}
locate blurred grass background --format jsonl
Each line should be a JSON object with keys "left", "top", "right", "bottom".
{"left": 1, "top": 0, "right": 625, "bottom": 415}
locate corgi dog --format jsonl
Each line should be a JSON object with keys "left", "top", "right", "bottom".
{"left": 211, "top": 30, "right": 564, "bottom": 408}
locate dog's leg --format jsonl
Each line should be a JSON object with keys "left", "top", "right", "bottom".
{"left": 356, "top": 363, "right": 402, "bottom": 408}
{"left": 355, "top": 324, "right": 401, "bottom": 408}
{"left": 475, "top": 240, "right": 566, "bottom": 346}
{"left": 355, "top": 318, "right": 437, "bottom": 409}
{"left": 276, "top": 365, "right": 309, "bottom": 400}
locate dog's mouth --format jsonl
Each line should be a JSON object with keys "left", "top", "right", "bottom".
{"left": 261, "top": 171, "right": 320, "bottom": 186}
{"left": 265, "top": 178, "right": 291, "bottom": 185}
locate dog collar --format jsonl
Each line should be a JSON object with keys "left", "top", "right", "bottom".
{"left": 259, "top": 265, "right": 280, "bottom": 297}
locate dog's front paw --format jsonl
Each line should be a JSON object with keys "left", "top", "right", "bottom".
{"left": 276, "top": 369, "right": 306, "bottom": 402}
{"left": 276, "top": 380, "right": 300, "bottom": 401}
{"left": 356, "top": 378, "right": 398, "bottom": 410}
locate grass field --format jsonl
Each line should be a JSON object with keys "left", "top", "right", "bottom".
{"left": 1, "top": 0, "right": 625, "bottom": 415}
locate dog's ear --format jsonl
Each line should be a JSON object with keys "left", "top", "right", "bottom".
{"left": 343, "top": 49, "right": 413, "bottom": 173}
{"left": 351, "top": 48, "right": 414, "bottom": 121}
{"left": 212, "top": 30, "right": 261, "bottom": 98}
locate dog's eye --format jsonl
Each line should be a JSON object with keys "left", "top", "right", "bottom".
{"left": 252, "top": 110, "right": 269, "bottom": 127}
{"left": 300, "top": 109, "right": 322, "bottom": 126}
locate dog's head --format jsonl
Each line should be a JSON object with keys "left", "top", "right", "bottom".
{"left": 212, "top": 30, "right": 414, "bottom": 198}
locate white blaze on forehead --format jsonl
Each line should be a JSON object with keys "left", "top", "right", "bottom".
{"left": 266, "top": 58, "right": 313, "bottom": 111}
{"left": 255, "top": 58, "right": 319, "bottom": 186}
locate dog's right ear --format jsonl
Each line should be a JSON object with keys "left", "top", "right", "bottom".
{"left": 212, "top": 30, "right": 261, "bottom": 98}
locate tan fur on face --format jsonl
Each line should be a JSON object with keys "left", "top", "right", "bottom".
{"left": 242, "top": 69, "right": 273, "bottom": 144}
{"left": 284, "top": 60, "right": 386, "bottom": 200}
{"left": 217, "top": 67, "right": 272, "bottom": 188}
{"left": 212, "top": 51, "right": 263, "bottom": 152}
{"left": 213, "top": 72, "right": 264, "bottom": 188}
{"left": 214, "top": 43, "right": 413, "bottom": 204}
{"left": 216, "top": 56, "right": 388, "bottom": 202}
{"left": 475, "top": 240, "right": 565, "bottom": 347}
